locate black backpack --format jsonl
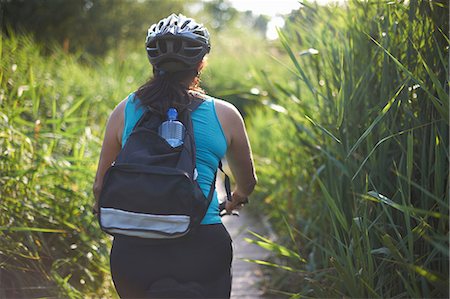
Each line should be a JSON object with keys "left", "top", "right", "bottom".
{"left": 98, "top": 97, "right": 229, "bottom": 239}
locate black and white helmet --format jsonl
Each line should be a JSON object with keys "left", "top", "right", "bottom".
{"left": 146, "top": 14, "right": 211, "bottom": 71}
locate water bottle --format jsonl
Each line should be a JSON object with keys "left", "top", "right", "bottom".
{"left": 158, "top": 108, "right": 185, "bottom": 147}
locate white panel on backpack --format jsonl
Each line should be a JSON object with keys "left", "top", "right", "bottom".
{"left": 100, "top": 208, "right": 190, "bottom": 238}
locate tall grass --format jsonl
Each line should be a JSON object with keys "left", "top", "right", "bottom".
{"left": 1, "top": 1, "right": 448, "bottom": 296}
{"left": 246, "top": 0, "right": 449, "bottom": 297}
{"left": 0, "top": 33, "right": 150, "bottom": 297}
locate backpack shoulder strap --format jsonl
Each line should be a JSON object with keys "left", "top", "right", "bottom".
{"left": 218, "top": 161, "right": 232, "bottom": 202}
{"left": 204, "top": 161, "right": 230, "bottom": 208}
{"left": 186, "top": 97, "right": 204, "bottom": 112}
{"left": 181, "top": 97, "right": 204, "bottom": 140}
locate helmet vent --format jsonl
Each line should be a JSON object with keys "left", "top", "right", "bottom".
{"left": 173, "top": 40, "right": 182, "bottom": 52}
{"left": 158, "top": 40, "right": 167, "bottom": 53}
{"left": 146, "top": 41, "right": 158, "bottom": 57}
{"left": 147, "top": 49, "right": 158, "bottom": 57}
{"left": 181, "top": 20, "right": 190, "bottom": 29}
{"left": 193, "top": 30, "right": 204, "bottom": 36}
{"left": 185, "top": 48, "right": 202, "bottom": 57}
{"left": 184, "top": 41, "right": 202, "bottom": 56}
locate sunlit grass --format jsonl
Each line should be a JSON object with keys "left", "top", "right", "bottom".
{"left": 0, "top": 33, "right": 129, "bottom": 298}
{"left": 246, "top": 0, "right": 449, "bottom": 298}
{"left": 1, "top": 0, "right": 448, "bottom": 297}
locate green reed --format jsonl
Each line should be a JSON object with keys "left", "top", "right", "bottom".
{"left": 1, "top": 1, "right": 448, "bottom": 297}
{"left": 246, "top": 0, "right": 449, "bottom": 297}
{"left": 0, "top": 32, "right": 146, "bottom": 298}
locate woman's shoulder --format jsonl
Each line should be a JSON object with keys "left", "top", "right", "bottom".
{"left": 110, "top": 96, "right": 129, "bottom": 122}
{"left": 212, "top": 98, "right": 243, "bottom": 124}
{"left": 201, "top": 96, "right": 244, "bottom": 147}
{"left": 111, "top": 93, "right": 137, "bottom": 120}
{"left": 193, "top": 91, "right": 241, "bottom": 118}
{"left": 108, "top": 93, "right": 136, "bottom": 144}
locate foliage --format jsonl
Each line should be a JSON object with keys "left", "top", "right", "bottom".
{"left": 1, "top": 0, "right": 448, "bottom": 298}
{"left": 0, "top": 32, "right": 147, "bottom": 297}
{"left": 0, "top": 0, "right": 190, "bottom": 55}
{"left": 201, "top": 24, "right": 287, "bottom": 114}
{"left": 246, "top": 0, "right": 449, "bottom": 298}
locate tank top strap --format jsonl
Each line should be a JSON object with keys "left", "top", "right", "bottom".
{"left": 122, "top": 93, "right": 145, "bottom": 147}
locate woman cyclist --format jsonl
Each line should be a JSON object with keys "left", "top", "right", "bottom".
{"left": 93, "top": 14, "right": 257, "bottom": 298}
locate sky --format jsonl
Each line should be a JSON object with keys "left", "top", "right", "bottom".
{"left": 227, "top": 0, "right": 303, "bottom": 17}
{"left": 227, "top": 0, "right": 344, "bottom": 16}
{"left": 226, "top": 0, "right": 345, "bottom": 39}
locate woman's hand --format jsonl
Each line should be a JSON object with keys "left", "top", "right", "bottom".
{"left": 225, "top": 191, "right": 248, "bottom": 214}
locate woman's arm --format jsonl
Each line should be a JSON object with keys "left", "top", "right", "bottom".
{"left": 92, "top": 99, "right": 126, "bottom": 213}
{"left": 215, "top": 100, "right": 257, "bottom": 213}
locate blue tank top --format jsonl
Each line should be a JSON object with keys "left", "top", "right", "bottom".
{"left": 122, "top": 93, "right": 227, "bottom": 224}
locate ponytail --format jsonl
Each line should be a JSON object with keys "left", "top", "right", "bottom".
{"left": 135, "top": 62, "right": 206, "bottom": 114}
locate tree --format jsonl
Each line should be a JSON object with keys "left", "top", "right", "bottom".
{"left": 0, "top": 0, "right": 191, "bottom": 55}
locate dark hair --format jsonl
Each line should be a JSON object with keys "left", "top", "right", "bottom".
{"left": 135, "top": 62, "right": 206, "bottom": 114}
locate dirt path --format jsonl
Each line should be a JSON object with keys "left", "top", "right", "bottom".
{"left": 222, "top": 209, "right": 272, "bottom": 298}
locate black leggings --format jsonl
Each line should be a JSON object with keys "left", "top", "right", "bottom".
{"left": 110, "top": 224, "right": 233, "bottom": 298}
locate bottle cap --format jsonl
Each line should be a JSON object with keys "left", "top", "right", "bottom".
{"left": 167, "top": 108, "right": 178, "bottom": 120}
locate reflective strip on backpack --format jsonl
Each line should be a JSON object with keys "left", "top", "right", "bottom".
{"left": 100, "top": 207, "right": 190, "bottom": 238}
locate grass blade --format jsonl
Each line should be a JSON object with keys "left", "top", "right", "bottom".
{"left": 346, "top": 84, "right": 404, "bottom": 159}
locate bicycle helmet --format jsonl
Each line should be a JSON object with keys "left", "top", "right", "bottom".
{"left": 146, "top": 14, "right": 211, "bottom": 72}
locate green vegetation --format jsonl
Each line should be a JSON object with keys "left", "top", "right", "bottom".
{"left": 246, "top": 0, "right": 449, "bottom": 297}
{"left": 0, "top": 33, "right": 132, "bottom": 297}
{"left": 0, "top": 0, "right": 188, "bottom": 55}
{"left": 0, "top": 0, "right": 448, "bottom": 298}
